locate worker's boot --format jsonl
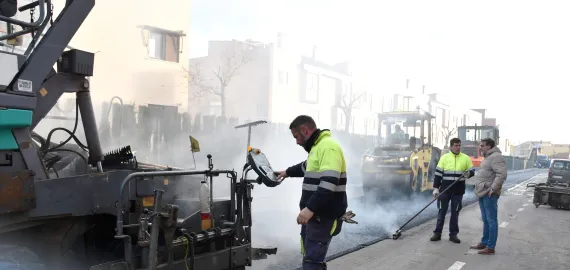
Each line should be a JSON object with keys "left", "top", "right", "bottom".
{"left": 449, "top": 235, "right": 461, "bottom": 244}
{"left": 470, "top": 243, "right": 486, "bottom": 250}
{"left": 430, "top": 233, "right": 441, "bottom": 241}
{"left": 478, "top": 248, "right": 495, "bottom": 255}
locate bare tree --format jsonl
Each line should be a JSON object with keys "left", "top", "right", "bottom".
{"left": 338, "top": 87, "right": 365, "bottom": 132}
{"left": 442, "top": 126, "right": 457, "bottom": 148}
{"left": 186, "top": 42, "right": 254, "bottom": 117}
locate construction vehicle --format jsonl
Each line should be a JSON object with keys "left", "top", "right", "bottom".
{"left": 361, "top": 111, "right": 442, "bottom": 195}
{"left": 527, "top": 180, "right": 570, "bottom": 210}
{"left": 457, "top": 125, "right": 500, "bottom": 168}
{"left": 0, "top": 1, "right": 278, "bottom": 269}
{"left": 534, "top": 154, "right": 550, "bottom": 168}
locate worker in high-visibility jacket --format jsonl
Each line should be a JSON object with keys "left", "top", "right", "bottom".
{"left": 274, "top": 115, "right": 348, "bottom": 270}
{"left": 430, "top": 137, "right": 475, "bottom": 244}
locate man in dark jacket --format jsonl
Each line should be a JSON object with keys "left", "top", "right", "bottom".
{"left": 274, "top": 115, "right": 348, "bottom": 270}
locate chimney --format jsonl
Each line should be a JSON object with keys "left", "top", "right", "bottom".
{"left": 312, "top": 45, "right": 317, "bottom": 60}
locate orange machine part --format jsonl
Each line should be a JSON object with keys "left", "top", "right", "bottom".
{"left": 470, "top": 156, "right": 484, "bottom": 167}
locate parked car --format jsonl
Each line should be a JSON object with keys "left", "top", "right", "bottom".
{"left": 547, "top": 159, "right": 570, "bottom": 186}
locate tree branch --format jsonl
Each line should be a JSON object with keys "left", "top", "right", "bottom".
{"left": 442, "top": 127, "right": 457, "bottom": 146}
{"left": 185, "top": 62, "right": 221, "bottom": 98}
{"left": 213, "top": 44, "right": 253, "bottom": 89}
{"left": 186, "top": 42, "right": 253, "bottom": 101}
{"left": 339, "top": 89, "right": 364, "bottom": 111}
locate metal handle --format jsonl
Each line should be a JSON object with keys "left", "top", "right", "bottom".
{"left": 0, "top": 0, "right": 48, "bottom": 43}
{"left": 0, "top": 0, "right": 45, "bottom": 28}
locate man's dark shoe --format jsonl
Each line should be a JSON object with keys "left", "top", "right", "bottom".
{"left": 478, "top": 248, "right": 495, "bottom": 255}
{"left": 430, "top": 233, "right": 441, "bottom": 241}
{"left": 449, "top": 235, "right": 461, "bottom": 243}
{"left": 470, "top": 243, "right": 486, "bottom": 250}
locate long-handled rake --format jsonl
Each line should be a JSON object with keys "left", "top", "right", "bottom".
{"left": 235, "top": 120, "right": 268, "bottom": 161}
{"left": 392, "top": 173, "right": 468, "bottom": 240}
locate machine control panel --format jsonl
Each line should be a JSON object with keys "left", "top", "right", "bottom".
{"left": 247, "top": 147, "right": 281, "bottom": 187}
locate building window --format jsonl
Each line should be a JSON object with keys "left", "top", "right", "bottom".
{"left": 141, "top": 25, "right": 184, "bottom": 63}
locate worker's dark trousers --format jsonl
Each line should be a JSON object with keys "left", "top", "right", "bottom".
{"left": 300, "top": 217, "right": 342, "bottom": 270}
{"left": 434, "top": 192, "right": 463, "bottom": 236}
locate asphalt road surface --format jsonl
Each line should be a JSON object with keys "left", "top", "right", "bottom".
{"left": 248, "top": 168, "right": 544, "bottom": 270}
{"left": 328, "top": 170, "right": 569, "bottom": 270}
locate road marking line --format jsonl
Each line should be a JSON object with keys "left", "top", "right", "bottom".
{"left": 499, "top": 221, "right": 509, "bottom": 227}
{"left": 523, "top": 203, "right": 529, "bottom": 206}
{"left": 506, "top": 174, "right": 542, "bottom": 192}
{"left": 528, "top": 199, "right": 532, "bottom": 202}
{"left": 510, "top": 214, "right": 517, "bottom": 219}
{"left": 517, "top": 208, "right": 524, "bottom": 212}
{"left": 448, "top": 261, "right": 466, "bottom": 270}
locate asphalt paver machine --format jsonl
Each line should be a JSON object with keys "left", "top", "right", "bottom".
{"left": 0, "top": 1, "right": 278, "bottom": 269}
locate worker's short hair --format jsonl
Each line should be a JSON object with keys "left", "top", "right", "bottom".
{"left": 450, "top": 137, "right": 461, "bottom": 146}
{"left": 481, "top": 138, "right": 496, "bottom": 148}
{"left": 289, "top": 115, "right": 317, "bottom": 130}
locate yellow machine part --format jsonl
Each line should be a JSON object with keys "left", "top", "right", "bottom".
{"left": 409, "top": 147, "right": 436, "bottom": 192}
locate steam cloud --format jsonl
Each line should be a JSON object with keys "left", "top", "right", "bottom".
{"left": 32, "top": 97, "right": 481, "bottom": 270}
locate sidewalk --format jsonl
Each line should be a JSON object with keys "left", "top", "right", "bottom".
{"left": 328, "top": 173, "right": 570, "bottom": 270}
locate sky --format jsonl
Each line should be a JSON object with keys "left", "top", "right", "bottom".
{"left": 189, "top": 0, "right": 570, "bottom": 144}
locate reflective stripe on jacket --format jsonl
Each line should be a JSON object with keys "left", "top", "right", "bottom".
{"left": 433, "top": 152, "right": 474, "bottom": 194}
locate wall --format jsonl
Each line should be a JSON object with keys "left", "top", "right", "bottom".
{"left": 537, "top": 142, "right": 570, "bottom": 157}
{"left": 189, "top": 40, "right": 379, "bottom": 135}
{"left": 504, "top": 156, "right": 526, "bottom": 170}
{"left": 268, "top": 43, "right": 307, "bottom": 124}
{"left": 270, "top": 46, "right": 377, "bottom": 135}
{"left": 514, "top": 141, "right": 534, "bottom": 158}
{"left": 482, "top": 118, "right": 497, "bottom": 126}
{"left": 50, "top": 0, "right": 191, "bottom": 113}
{"left": 188, "top": 40, "right": 272, "bottom": 121}
{"left": 269, "top": 46, "right": 344, "bottom": 128}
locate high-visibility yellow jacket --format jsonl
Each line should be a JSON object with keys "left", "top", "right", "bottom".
{"left": 433, "top": 152, "right": 474, "bottom": 194}
{"left": 286, "top": 129, "right": 348, "bottom": 218}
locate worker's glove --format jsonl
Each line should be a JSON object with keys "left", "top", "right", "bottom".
{"left": 433, "top": 188, "right": 440, "bottom": 198}
{"left": 463, "top": 171, "right": 471, "bottom": 179}
{"left": 340, "top": 210, "right": 358, "bottom": 224}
